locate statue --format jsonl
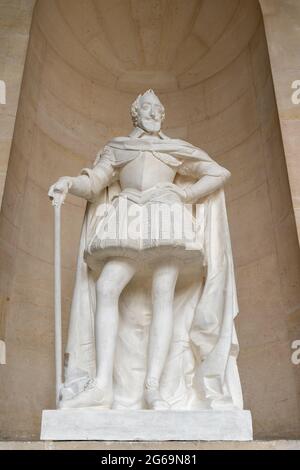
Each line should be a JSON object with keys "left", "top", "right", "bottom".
{"left": 48, "top": 89, "right": 243, "bottom": 412}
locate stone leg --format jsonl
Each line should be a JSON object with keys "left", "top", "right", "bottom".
{"left": 61, "top": 257, "right": 136, "bottom": 409}
{"left": 95, "top": 257, "right": 137, "bottom": 390}
{"left": 145, "top": 260, "right": 179, "bottom": 409}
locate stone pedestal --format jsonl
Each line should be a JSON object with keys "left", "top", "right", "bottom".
{"left": 41, "top": 409, "right": 253, "bottom": 441}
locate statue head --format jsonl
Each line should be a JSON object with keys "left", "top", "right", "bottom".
{"left": 131, "top": 89, "right": 165, "bottom": 133}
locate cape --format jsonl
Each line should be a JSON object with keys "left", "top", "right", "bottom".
{"left": 62, "top": 135, "right": 243, "bottom": 410}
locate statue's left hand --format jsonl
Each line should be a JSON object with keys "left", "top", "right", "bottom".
{"left": 156, "top": 182, "right": 187, "bottom": 202}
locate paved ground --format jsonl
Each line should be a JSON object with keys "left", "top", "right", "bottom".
{"left": 0, "top": 440, "right": 300, "bottom": 450}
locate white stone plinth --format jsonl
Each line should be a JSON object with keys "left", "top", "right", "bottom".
{"left": 41, "top": 409, "right": 253, "bottom": 441}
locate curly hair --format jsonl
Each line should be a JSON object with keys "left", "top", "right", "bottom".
{"left": 131, "top": 89, "right": 165, "bottom": 126}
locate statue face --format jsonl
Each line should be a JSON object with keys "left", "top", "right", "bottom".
{"left": 136, "top": 93, "right": 163, "bottom": 133}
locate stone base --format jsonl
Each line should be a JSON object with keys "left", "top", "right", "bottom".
{"left": 41, "top": 409, "right": 253, "bottom": 441}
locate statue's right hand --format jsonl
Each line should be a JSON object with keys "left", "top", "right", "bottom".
{"left": 48, "top": 176, "right": 73, "bottom": 206}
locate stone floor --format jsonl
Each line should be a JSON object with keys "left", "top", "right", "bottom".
{"left": 0, "top": 440, "right": 300, "bottom": 450}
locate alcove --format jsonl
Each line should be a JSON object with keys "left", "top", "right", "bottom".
{"left": 0, "top": 0, "right": 299, "bottom": 439}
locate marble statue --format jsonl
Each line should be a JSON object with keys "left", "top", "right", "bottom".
{"left": 48, "top": 89, "right": 243, "bottom": 412}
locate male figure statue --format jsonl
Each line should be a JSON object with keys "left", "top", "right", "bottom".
{"left": 49, "top": 90, "right": 242, "bottom": 411}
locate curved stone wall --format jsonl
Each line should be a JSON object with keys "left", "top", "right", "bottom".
{"left": 0, "top": 0, "right": 299, "bottom": 439}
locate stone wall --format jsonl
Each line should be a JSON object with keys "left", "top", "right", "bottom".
{"left": 0, "top": 0, "right": 35, "bottom": 205}
{"left": 260, "top": 0, "right": 300, "bottom": 244}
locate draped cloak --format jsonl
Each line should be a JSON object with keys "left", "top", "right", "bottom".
{"left": 62, "top": 133, "right": 243, "bottom": 411}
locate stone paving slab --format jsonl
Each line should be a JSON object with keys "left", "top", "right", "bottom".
{"left": 0, "top": 440, "right": 300, "bottom": 450}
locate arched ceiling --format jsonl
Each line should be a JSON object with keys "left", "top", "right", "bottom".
{"left": 35, "top": 0, "right": 261, "bottom": 92}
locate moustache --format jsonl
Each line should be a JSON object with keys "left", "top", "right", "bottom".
{"left": 143, "top": 117, "right": 160, "bottom": 122}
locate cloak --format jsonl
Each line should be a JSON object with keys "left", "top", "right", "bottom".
{"left": 62, "top": 135, "right": 243, "bottom": 410}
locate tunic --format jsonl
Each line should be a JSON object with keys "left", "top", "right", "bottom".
{"left": 74, "top": 128, "right": 228, "bottom": 269}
